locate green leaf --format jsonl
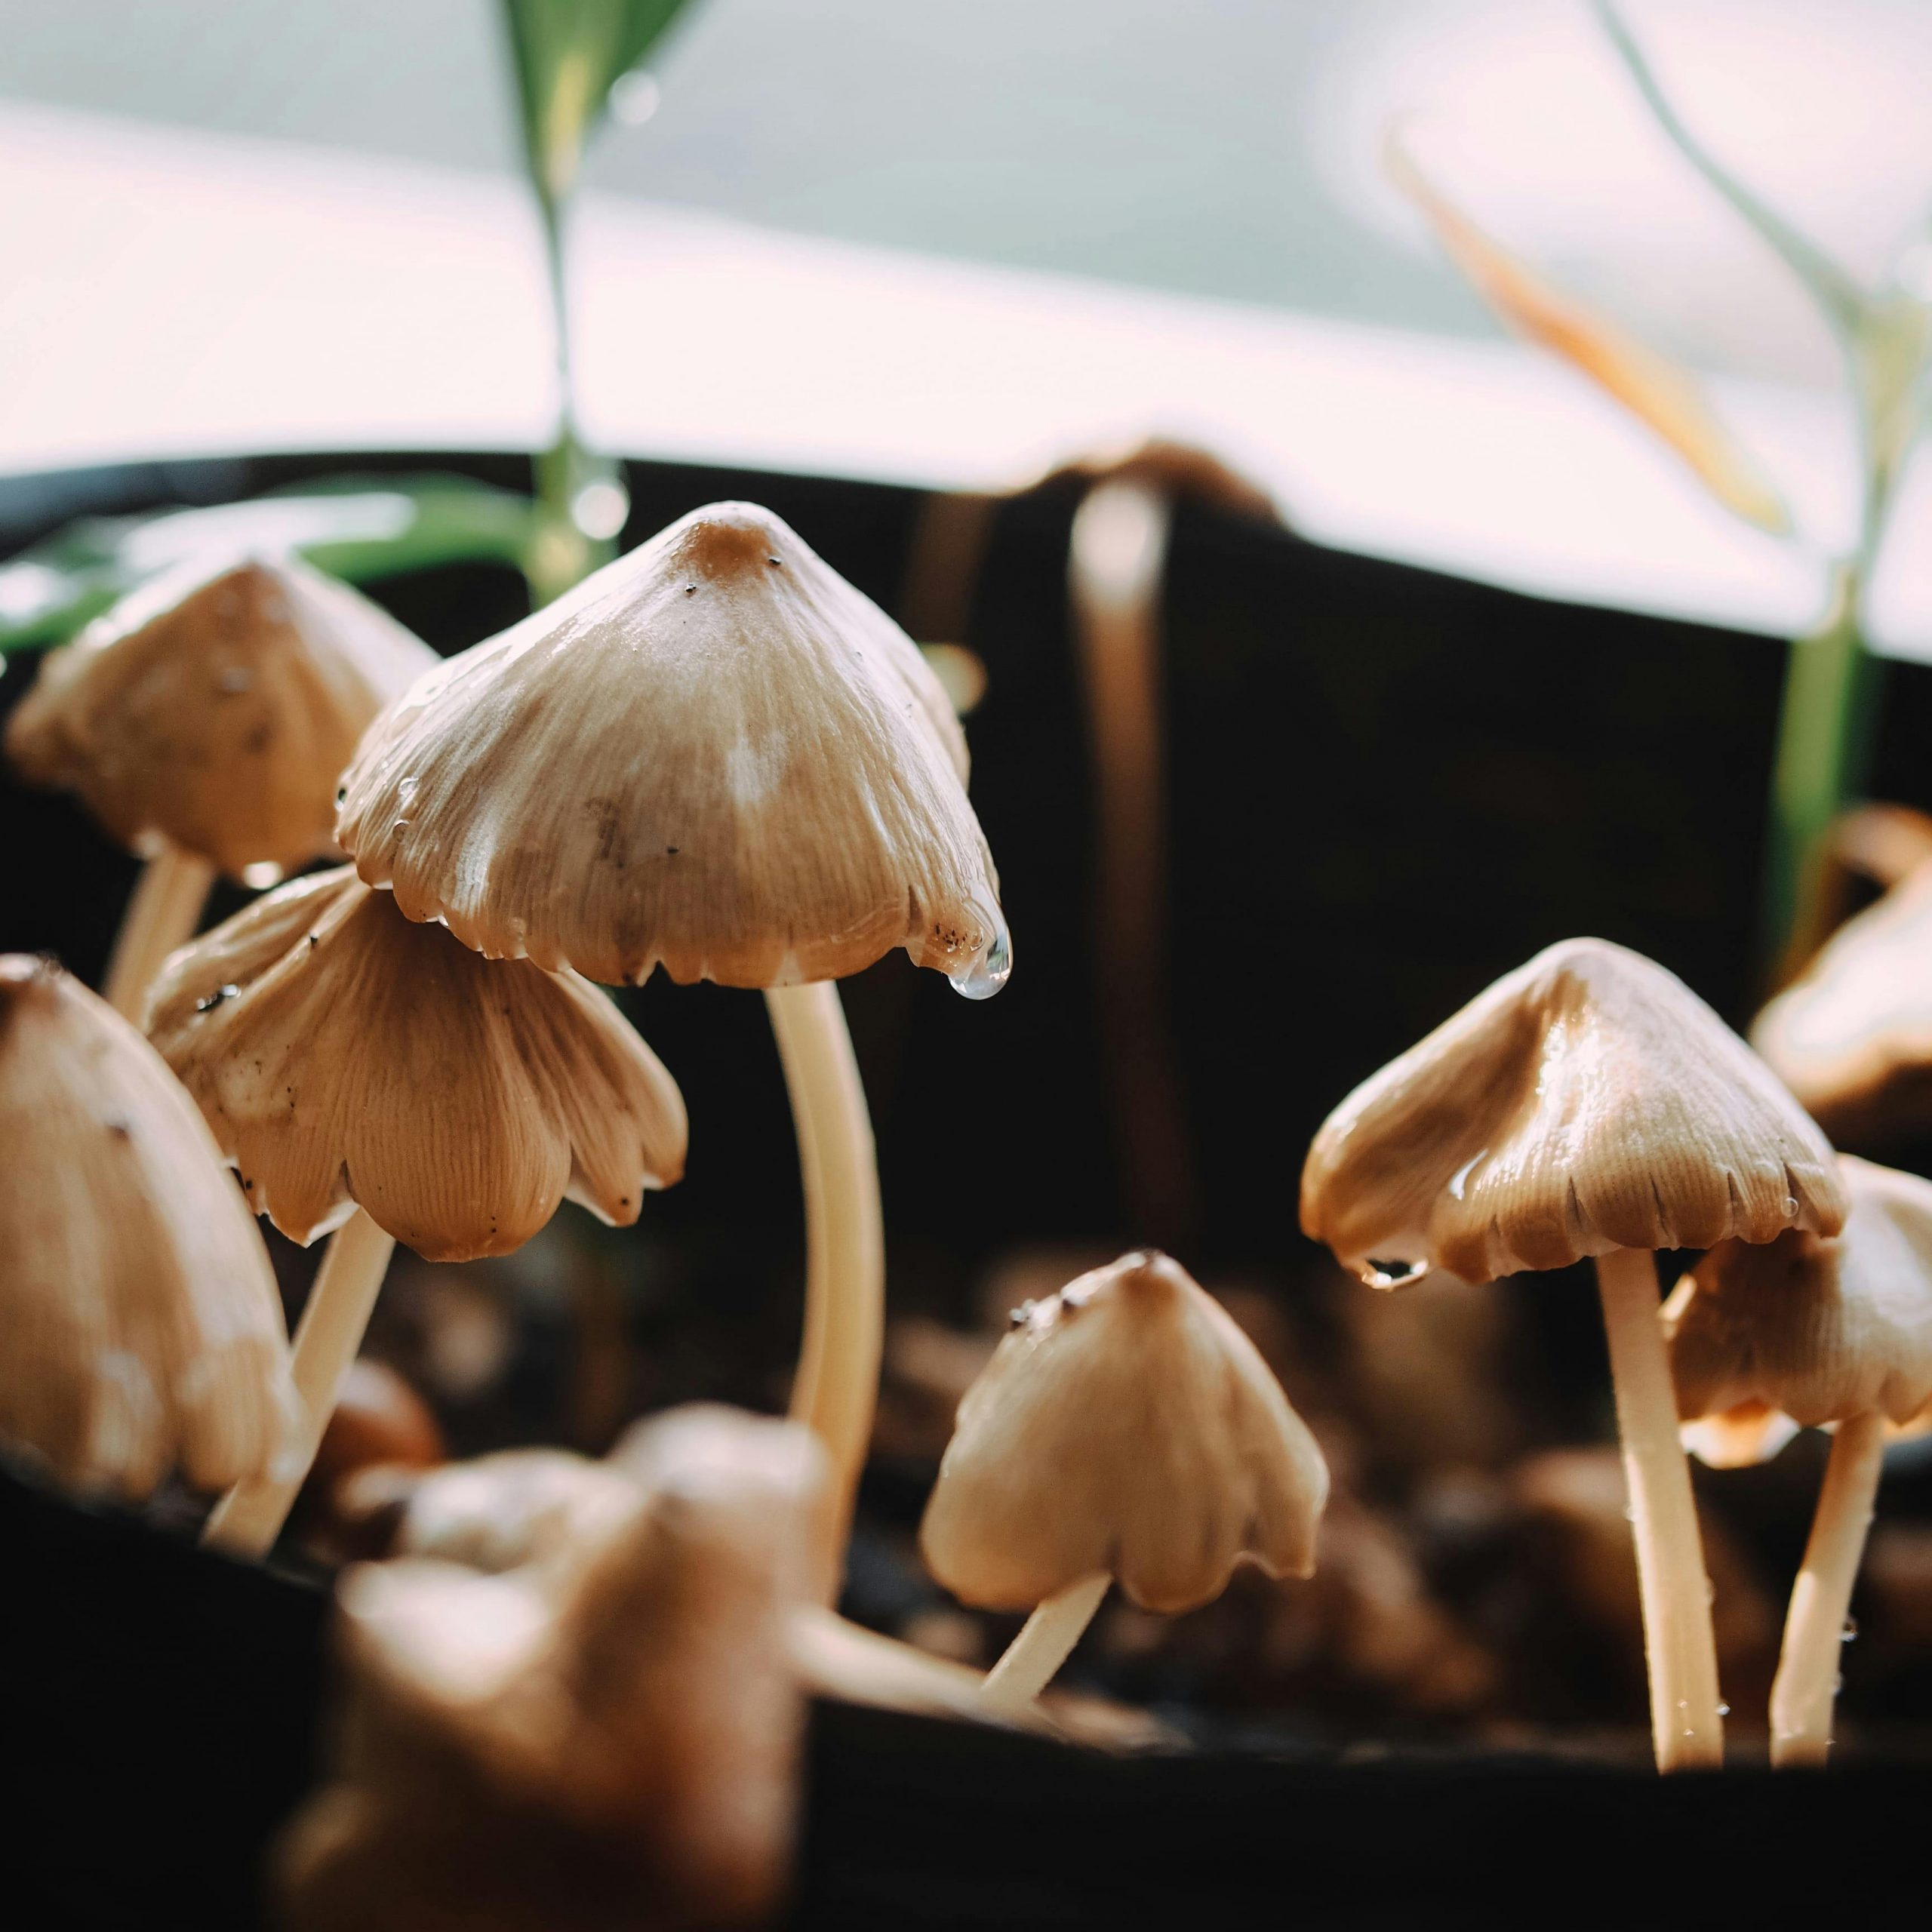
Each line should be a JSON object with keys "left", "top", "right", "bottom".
{"left": 500, "top": 0, "right": 699, "bottom": 206}
{"left": 0, "top": 475, "right": 539, "bottom": 654}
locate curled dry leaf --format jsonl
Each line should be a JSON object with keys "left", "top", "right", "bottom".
{"left": 338, "top": 501, "right": 1006, "bottom": 991}
{"left": 279, "top": 1407, "right": 826, "bottom": 1932}
{"left": 146, "top": 866, "right": 686, "bottom": 1261}
{"left": 1753, "top": 860, "right": 1932, "bottom": 1146}
{"left": 1668, "top": 1155, "right": 1932, "bottom": 1458}
{"left": 1300, "top": 937, "right": 1845, "bottom": 1287}
{"left": 0, "top": 955, "right": 296, "bottom": 1498}
{"left": 1388, "top": 137, "right": 1789, "bottom": 536}
{"left": 5, "top": 555, "right": 436, "bottom": 879}
{"left": 920, "top": 1251, "right": 1330, "bottom": 1616}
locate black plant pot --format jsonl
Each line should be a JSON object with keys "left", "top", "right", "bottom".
{"left": 8, "top": 453, "right": 1932, "bottom": 1928}
{"left": 8, "top": 1462, "right": 1930, "bottom": 1932}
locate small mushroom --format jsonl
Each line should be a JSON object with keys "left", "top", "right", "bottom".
{"left": 5, "top": 555, "right": 436, "bottom": 1017}
{"left": 278, "top": 1405, "right": 826, "bottom": 1932}
{"left": 1300, "top": 937, "right": 1845, "bottom": 1772}
{"left": 146, "top": 865, "right": 685, "bottom": 1557}
{"left": 335, "top": 502, "right": 1009, "bottom": 1567}
{"left": 0, "top": 954, "right": 297, "bottom": 1498}
{"left": 918, "top": 1251, "right": 1329, "bottom": 1716}
{"left": 1666, "top": 1154, "right": 1932, "bottom": 1765}
{"left": 1752, "top": 857, "right": 1932, "bottom": 1146}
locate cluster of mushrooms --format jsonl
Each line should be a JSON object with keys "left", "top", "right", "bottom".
{"left": 5, "top": 490, "right": 1931, "bottom": 1921}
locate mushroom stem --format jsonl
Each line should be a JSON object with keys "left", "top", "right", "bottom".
{"left": 1595, "top": 1244, "right": 1725, "bottom": 1771}
{"left": 202, "top": 1208, "right": 396, "bottom": 1558}
{"left": 103, "top": 847, "right": 216, "bottom": 1020}
{"left": 766, "top": 980, "right": 884, "bottom": 1584}
{"left": 980, "top": 1571, "right": 1111, "bottom": 1716}
{"left": 1770, "top": 1407, "right": 1885, "bottom": 1767}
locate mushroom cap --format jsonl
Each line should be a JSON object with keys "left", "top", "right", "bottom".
{"left": 0, "top": 955, "right": 296, "bottom": 1498}
{"left": 1666, "top": 1155, "right": 1932, "bottom": 1462}
{"left": 1752, "top": 861, "right": 1932, "bottom": 1146}
{"left": 278, "top": 1407, "right": 826, "bottom": 1932}
{"left": 6, "top": 555, "right": 436, "bottom": 880}
{"left": 145, "top": 866, "right": 687, "bottom": 1261}
{"left": 334, "top": 500, "right": 1008, "bottom": 991}
{"left": 1300, "top": 937, "right": 1846, "bottom": 1288}
{"left": 918, "top": 1251, "right": 1330, "bottom": 1616}
{"left": 393, "top": 1447, "right": 641, "bottom": 1578}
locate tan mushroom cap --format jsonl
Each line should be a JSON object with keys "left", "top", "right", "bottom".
{"left": 145, "top": 866, "right": 686, "bottom": 1261}
{"left": 1666, "top": 1155, "right": 1932, "bottom": 1468}
{"left": 0, "top": 955, "right": 297, "bottom": 1498}
{"left": 336, "top": 500, "right": 1007, "bottom": 993}
{"left": 278, "top": 1407, "right": 826, "bottom": 1932}
{"left": 6, "top": 555, "right": 436, "bottom": 881}
{"left": 1752, "top": 861, "right": 1932, "bottom": 1146}
{"left": 1300, "top": 937, "right": 1847, "bottom": 1288}
{"left": 918, "top": 1251, "right": 1330, "bottom": 1617}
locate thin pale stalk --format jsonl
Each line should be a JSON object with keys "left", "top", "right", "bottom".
{"left": 980, "top": 1572, "right": 1111, "bottom": 1717}
{"left": 767, "top": 980, "right": 884, "bottom": 1586}
{"left": 1770, "top": 1409, "right": 1886, "bottom": 1767}
{"left": 1596, "top": 1245, "right": 1725, "bottom": 1771}
{"left": 103, "top": 847, "right": 216, "bottom": 1020}
{"left": 202, "top": 1208, "right": 395, "bottom": 1558}
{"left": 1069, "top": 478, "right": 1195, "bottom": 1249}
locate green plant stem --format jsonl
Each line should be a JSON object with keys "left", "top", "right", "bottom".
{"left": 1763, "top": 564, "right": 1880, "bottom": 983}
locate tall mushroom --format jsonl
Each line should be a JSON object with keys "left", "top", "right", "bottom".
{"left": 334, "top": 500, "right": 1008, "bottom": 1558}
{"left": 1665, "top": 1154, "right": 1932, "bottom": 1766}
{"left": 1300, "top": 937, "right": 1847, "bottom": 1771}
{"left": 145, "top": 864, "right": 687, "bottom": 1556}
{"left": 0, "top": 953, "right": 297, "bottom": 1499}
{"left": 919, "top": 1250, "right": 1328, "bottom": 1716}
{"left": 5, "top": 555, "right": 435, "bottom": 1017}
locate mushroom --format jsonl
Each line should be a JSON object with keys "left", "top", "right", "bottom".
{"left": 1300, "top": 937, "right": 1846, "bottom": 1771}
{"left": 5, "top": 555, "right": 436, "bottom": 1019}
{"left": 0, "top": 953, "right": 297, "bottom": 1499}
{"left": 1665, "top": 1153, "right": 1932, "bottom": 1765}
{"left": 1752, "top": 857, "right": 1932, "bottom": 1147}
{"left": 918, "top": 1250, "right": 1329, "bottom": 1717}
{"left": 334, "top": 500, "right": 1008, "bottom": 1563}
{"left": 278, "top": 1405, "right": 826, "bottom": 1932}
{"left": 145, "top": 864, "right": 686, "bottom": 1555}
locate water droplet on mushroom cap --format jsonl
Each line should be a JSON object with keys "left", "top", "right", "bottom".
{"left": 948, "top": 906, "right": 1012, "bottom": 1001}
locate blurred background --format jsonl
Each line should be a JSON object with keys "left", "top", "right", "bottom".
{"left": 5, "top": 0, "right": 1932, "bottom": 1758}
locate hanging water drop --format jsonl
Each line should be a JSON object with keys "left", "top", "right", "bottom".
{"left": 1715, "top": 1703, "right": 1730, "bottom": 1717}
{"left": 1841, "top": 1617, "right": 1859, "bottom": 1643}
{"left": 1358, "top": 1257, "right": 1430, "bottom": 1290}
{"left": 948, "top": 903, "right": 1012, "bottom": 1001}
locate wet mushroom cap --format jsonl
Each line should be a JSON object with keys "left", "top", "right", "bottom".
{"left": 1752, "top": 862, "right": 1932, "bottom": 1146}
{"left": 919, "top": 1251, "right": 1330, "bottom": 1616}
{"left": 335, "top": 500, "right": 1006, "bottom": 990}
{"left": 6, "top": 555, "right": 436, "bottom": 880}
{"left": 145, "top": 866, "right": 687, "bottom": 1261}
{"left": 1667, "top": 1154, "right": 1932, "bottom": 1463}
{"left": 0, "top": 955, "right": 296, "bottom": 1497}
{"left": 1300, "top": 937, "right": 1847, "bottom": 1287}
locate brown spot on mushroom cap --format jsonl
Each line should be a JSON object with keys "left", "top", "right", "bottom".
{"left": 1752, "top": 860, "right": 1932, "bottom": 1146}
{"left": 335, "top": 501, "right": 1003, "bottom": 989}
{"left": 0, "top": 953, "right": 296, "bottom": 1499}
{"left": 1300, "top": 937, "right": 1846, "bottom": 1287}
{"left": 144, "top": 867, "right": 687, "bottom": 1261}
{"left": 277, "top": 1407, "right": 825, "bottom": 1932}
{"left": 5, "top": 555, "right": 436, "bottom": 880}
{"left": 918, "top": 1251, "right": 1330, "bottom": 1616}
{"left": 1667, "top": 1155, "right": 1932, "bottom": 1456}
